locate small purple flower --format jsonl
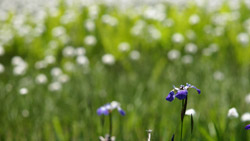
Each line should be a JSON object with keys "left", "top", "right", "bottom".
{"left": 245, "top": 124, "right": 250, "bottom": 130}
{"left": 97, "top": 101, "right": 125, "bottom": 116}
{"left": 166, "top": 83, "right": 201, "bottom": 102}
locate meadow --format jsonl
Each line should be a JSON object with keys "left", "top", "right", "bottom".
{"left": 0, "top": 0, "right": 250, "bottom": 140}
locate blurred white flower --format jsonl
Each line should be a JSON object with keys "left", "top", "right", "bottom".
{"left": 45, "top": 55, "right": 56, "bottom": 64}
{"left": 0, "top": 45, "right": 5, "bottom": 56}
{"left": 85, "top": 19, "right": 95, "bottom": 31}
{"left": 36, "top": 74, "right": 48, "bottom": 84}
{"left": 84, "top": 35, "right": 97, "bottom": 46}
{"left": 63, "top": 46, "right": 75, "bottom": 57}
{"left": 185, "top": 109, "right": 196, "bottom": 116}
{"left": 245, "top": 94, "right": 250, "bottom": 104}
{"left": 182, "top": 55, "right": 193, "bottom": 64}
{"left": 58, "top": 74, "right": 69, "bottom": 83}
{"left": 227, "top": 107, "right": 239, "bottom": 118}
{"left": 189, "top": 14, "right": 200, "bottom": 25}
{"left": 75, "top": 47, "right": 86, "bottom": 56}
{"left": 168, "top": 49, "right": 180, "bottom": 60}
{"left": 237, "top": 33, "right": 249, "bottom": 46}
{"left": 0, "top": 63, "right": 4, "bottom": 73}
{"left": 143, "top": 5, "right": 166, "bottom": 21}
{"left": 48, "top": 82, "right": 62, "bottom": 91}
{"left": 19, "top": 87, "right": 28, "bottom": 95}
{"left": 241, "top": 112, "right": 250, "bottom": 122}
{"left": 51, "top": 67, "right": 62, "bottom": 77}
{"left": 11, "top": 56, "right": 23, "bottom": 66}
{"left": 185, "top": 43, "right": 198, "bottom": 54}
{"left": 35, "top": 60, "right": 47, "bottom": 69}
{"left": 102, "top": 54, "right": 115, "bottom": 65}
{"left": 172, "top": 33, "right": 184, "bottom": 43}
{"left": 203, "top": 44, "right": 219, "bottom": 56}
{"left": 186, "top": 30, "right": 196, "bottom": 40}
{"left": 148, "top": 25, "right": 161, "bottom": 40}
{"left": 102, "top": 14, "right": 118, "bottom": 26}
{"left": 13, "top": 60, "right": 28, "bottom": 76}
{"left": 163, "top": 18, "right": 174, "bottom": 27}
{"left": 76, "top": 55, "right": 89, "bottom": 65}
{"left": 118, "top": 42, "right": 130, "bottom": 52}
{"left": 130, "top": 20, "right": 146, "bottom": 36}
{"left": 88, "top": 5, "right": 99, "bottom": 19}
{"left": 60, "top": 10, "right": 76, "bottom": 24}
{"left": 213, "top": 71, "right": 224, "bottom": 81}
{"left": 22, "top": 109, "right": 29, "bottom": 118}
{"left": 52, "top": 26, "right": 66, "bottom": 37}
{"left": 130, "top": 50, "right": 140, "bottom": 60}
{"left": 64, "top": 62, "right": 75, "bottom": 72}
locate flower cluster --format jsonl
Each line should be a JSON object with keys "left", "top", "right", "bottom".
{"left": 97, "top": 101, "right": 125, "bottom": 116}
{"left": 166, "top": 83, "right": 201, "bottom": 102}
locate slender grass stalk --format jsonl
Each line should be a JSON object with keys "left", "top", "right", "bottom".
{"left": 109, "top": 113, "right": 112, "bottom": 141}
{"left": 180, "top": 100, "right": 184, "bottom": 141}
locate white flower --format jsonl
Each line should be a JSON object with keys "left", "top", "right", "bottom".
{"left": 35, "top": 60, "right": 47, "bottom": 69}
{"left": 76, "top": 55, "right": 89, "bottom": 65}
{"left": 168, "top": 49, "right": 180, "bottom": 60}
{"left": 58, "top": 74, "right": 69, "bottom": 83}
{"left": 19, "top": 87, "right": 28, "bottom": 95}
{"left": 189, "top": 14, "right": 200, "bottom": 25}
{"left": 130, "top": 50, "right": 140, "bottom": 60}
{"left": 102, "top": 14, "right": 118, "bottom": 26}
{"left": 48, "top": 82, "right": 62, "bottom": 91}
{"left": 85, "top": 19, "right": 95, "bottom": 31}
{"left": 45, "top": 55, "right": 56, "bottom": 64}
{"left": 118, "top": 42, "right": 130, "bottom": 52}
{"left": 0, "top": 63, "right": 5, "bottom": 73}
{"left": 22, "top": 109, "right": 29, "bottom": 117}
{"left": 245, "top": 94, "right": 250, "bottom": 104}
{"left": 241, "top": 112, "right": 250, "bottom": 122}
{"left": 237, "top": 33, "right": 249, "bottom": 46}
{"left": 102, "top": 54, "right": 115, "bottom": 65}
{"left": 172, "top": 33, "right": 184, "bottom": 43}
{"left": 0, "top": 45, "right": 4, "bottom": 56}
{"left": 36, "top": 74, "right": 48, "bottom": 84}
{"left": 84, "top": 35, "right": 97, "bottom": 46}
{"left": 64, "top": 62, "right": 75, "bottom": 72}
{"left": 51, "top": 67, "right": 62, "bottom": 77}
{"left": 63, "top": 46, "right": 75, "bottom": 57}
{"left": 185, "top": 43, "right": 198, "bottom": 54}
{"left": 75, "top": 47, "right": 86, "bottom": 56}
{"left": 213, "top": 71, "right": 224, "bottom": 81}
{"left": 182, "top": 55, "right": 193, "bottom": 64}
{"left": 185, "top": 109, "right": 196, "bottom": 116}
{"left": 227, "top": 107, "right": 239, "bottom": 118}
{"left": 52, "top": 26, "right": 66, "bottom": 37}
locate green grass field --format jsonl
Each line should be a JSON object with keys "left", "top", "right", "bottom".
{"left": 0, "top": 0, "right": 250, "bottom": 140}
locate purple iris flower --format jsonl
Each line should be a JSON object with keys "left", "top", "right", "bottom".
{"left": 166, "top": 83, "right": 201, "bottom": 102}
{"left": 97, "top": 101, "right": 125, "bottom": 116}
{"left": 245, "top": 124, "right": 250, "bottom": 130}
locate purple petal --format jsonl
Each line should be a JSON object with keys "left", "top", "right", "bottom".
{"left": 245, "top": 124, "right": 250, "bottom": 130}
{"left": 118, "top": 107, "right": 126, "bottom": 116}
{"left": 191, "top": 86, "right": 201, "bottom": 94}
{"left": 175, "top": 90, "right": 188, "bottom": 100}
{"left": 166, "top": 91, "right": 175, "bottom": 102}
{"left": 97, "top": 106, "right": 109, "bottom": 115}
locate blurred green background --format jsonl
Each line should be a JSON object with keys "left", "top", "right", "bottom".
{"left": 0, "top": 0, "right": 250, "bottom": 140}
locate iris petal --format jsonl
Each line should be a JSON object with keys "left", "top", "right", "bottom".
{"left": 166, "top": 91, "right": 175, "bottom": 102}
{"left": 175, "top": 90, "right": 188, "bottom": 100}
{"left": 245, "top": 124, "right": 250, "bottom": 130}
{"left": 118, "top": 107, "right": 126, "bottom": 116}
{"left": 191, "top": 86, "right": 201, "bottom": 94}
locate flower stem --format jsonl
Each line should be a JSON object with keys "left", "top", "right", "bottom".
{"left": 180, "top": 100, "right": 184, "bottom": 141}
{"left": 109, "top": 113, "right": 112, "bottom": 141}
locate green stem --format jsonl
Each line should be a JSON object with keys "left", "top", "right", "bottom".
{"left": 181, "top": 100, "right": 184, "bottom": 141}
{"left": 109, "top": 113, "right": 112, "bottom": 141}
